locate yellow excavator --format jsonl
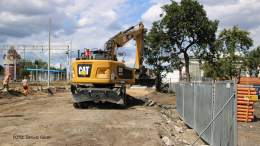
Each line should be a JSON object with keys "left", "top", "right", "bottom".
{"left": 71, "top": 22, "right": 149, "bottom": 109}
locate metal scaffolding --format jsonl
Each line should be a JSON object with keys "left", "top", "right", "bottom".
{"left": 1, "top": 45, "right": 72, "bottom": 81}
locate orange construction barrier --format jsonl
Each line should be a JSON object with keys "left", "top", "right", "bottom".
{"left": 237, "top": 88, "right": 256, "bottom": 92}
{"left": 237, "top": 112, "right": 253, "bottom": 115}
{"left": 237, "top": 115, "right": 254, "bottom": 119}
{"left": 237, "top": 91, "right": 257, "bottom": 95}
{"left": 237, "top": 101, "right": 254, "bottom": 105}
{"left": 237, "top": 109, "right": 254, "bottom": 112}
{"left": 237, "top": 105, "right": 253, "bottom": 109}
{"left": 237, "top": 118, "right": 252, "bottom": 122}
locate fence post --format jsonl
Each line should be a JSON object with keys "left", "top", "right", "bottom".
{"left": 170, "top": 78, "right": 171, "bottom": 92}
{"left": 234, "top": 79, "right": 237, "bottom": 146}
{"left": 211, "top": 80, "right": 214, "bottom": 144}
{"left": 193, "top": 82, "right": 196, "bottom": 129}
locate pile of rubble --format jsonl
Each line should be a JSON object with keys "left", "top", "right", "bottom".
{"left": 142, "top": 97, "right": 207, "bottom": 146}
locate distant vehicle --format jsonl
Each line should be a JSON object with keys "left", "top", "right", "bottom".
{"left": 256, "top": 88, "right": 260, "bottom": 99}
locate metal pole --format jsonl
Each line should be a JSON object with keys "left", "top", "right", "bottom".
{"left": 191, "top": 93, "right": 236, "bottom": 146}
{"left": 36, "top": 65, "right": 38, "bottom": 83}
{"left": 42, "top": 46, "right": 43, "bottom": 61}
{"left": 170, "top": 78, "right": 171, "bottom": 92}
{"left": 32, "top": 71, "right": 34, "bottom": 81}
{"left": 23, "top": 47, "right": 25, "bottom": 59}
{"left": 69, "top": 40, "right": 72, "bottom": 81}
{"left": 195, "top": 64, "right": 196, "bottom": 81}
{"left": 7, "top": 49, "right": 9, "bottom": 78}
{"left": 6, "top": 49, "right": 9, "bottom": 77}
{"left": 48, "top": 18, "right": 51, "bottom": 86}
{"left": 14, "top": 58, "right": 16, "bottom": 80}
{"left": 66, "top": 51, "right": 69, "bottom": 81}
{"left": 30, "top": 71, "right": 32, "bottom": 81}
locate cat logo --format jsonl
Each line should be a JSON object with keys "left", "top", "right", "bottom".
{"left": 80, "top": 71, "right": 87, "bottom": 75}
{"left": 78, "top": 64, "right": 92, "bottom": 77}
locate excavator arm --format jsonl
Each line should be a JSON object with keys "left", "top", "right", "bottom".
{"left": 104, "top": 22, "right": 146, "bottom": 70}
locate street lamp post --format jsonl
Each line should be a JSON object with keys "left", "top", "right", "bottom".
{"left": 65, "top": 51, "right": 69, "bottom": 81}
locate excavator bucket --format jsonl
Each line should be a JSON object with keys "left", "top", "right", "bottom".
{"left": 132, "top": 67, "right": 157, "bottom": 89}
{"left": 133, "top": 76, "right": 157, "bottom": 88}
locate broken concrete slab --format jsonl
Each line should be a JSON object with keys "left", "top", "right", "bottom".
{"left": 162, "top": 136, "right": 173, "bottom": 146}
{"left": 174, "top": 125, "right": 182, "bottom": 133}
{"left": 177, "top": 120, "right": 186, "bottom": 127}
{"left": 148, "top": 101, "right": 156, "bottom": 106}
{"left": 186, "top": 129, "right": 196, "bottom": 135}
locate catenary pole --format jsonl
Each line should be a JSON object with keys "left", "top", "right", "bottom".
{"left": 48, "top": 18, "right": 51, "bottom": 86}
{"left": 70, "top": 40, "right": 72, "bottom": 81}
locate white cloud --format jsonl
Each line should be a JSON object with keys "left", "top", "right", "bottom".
{"left": 124, "top": 41, "right": 136, "bottom": 50}
{"left": 78, "top": 15, "right": 94, "bottom": 27}
{"left": 141, "top": 3, "right": 164, "bottom": 23}
{"left": 204, "top": 0, "right": 260, "bottom": 47}
{"left": 124, "top": 58, "right": 136, "bottom": 68}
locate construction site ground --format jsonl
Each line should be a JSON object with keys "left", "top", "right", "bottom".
{"left": 0, "top": 87, "right": 260, "bottom": 146}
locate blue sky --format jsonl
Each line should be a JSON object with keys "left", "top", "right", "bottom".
{"left": 0, "top": 0, "right": 260, "bottom": 69}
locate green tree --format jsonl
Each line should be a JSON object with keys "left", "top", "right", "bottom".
{"left": 20, "top": 69, "right": 30, "bottom": 79}
{"left": 200, "top": 59, "right": 237, "bottom": 79}
{"left": 159, "top": 0, "right": 219, "bottom": 82}
{"left": 201, "top": 25, "right": 254, "bottom": 79}
{"left": 19, "top": 60, "right": 48, "bottom": 79}
{"left": 50, "top": 66, "right": 57, "bottom": 70}
{"left": 243, "top": 46, "right": 260, "bottom": 77}
{"left": 144, "top": 21, "right": 169, "bottom": 91}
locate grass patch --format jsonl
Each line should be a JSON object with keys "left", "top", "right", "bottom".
{"left": 0, "top": 80, "right": 74, "bottom": 88}
{"left": 0, "top": 83, "right": 21, "bottom": 88}
{"left": 168, "top": 92, "right": 175, "bottom": 97}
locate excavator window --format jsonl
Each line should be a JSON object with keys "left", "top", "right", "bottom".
{"left": 81, "top": 53, "right": 86, "bottom": 59}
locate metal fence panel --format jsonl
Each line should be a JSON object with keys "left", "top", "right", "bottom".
{"left": 194, "top": 82, "right": 213, "bottom": 144}
{"left": 183, "top": 82, "right": 195, "bottom": 128}
{"left": 175, "top": 83, "right": 184, "bottom": 119}
{"left": 213, "top": 80, "right": 237, "bottom": 146}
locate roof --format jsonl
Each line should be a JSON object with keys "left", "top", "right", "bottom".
{"left": 26, "top": 68, "right": 66, "bottom": 73}
{"left": 3, "top": 46, "right": 21, "bottom": 59}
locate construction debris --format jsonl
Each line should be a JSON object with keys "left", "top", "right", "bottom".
{"left": 144, "top": 100, "right": 157, "bottom": 106}
{"left": 162, "top": 136, "right": 173, "bottom": 146}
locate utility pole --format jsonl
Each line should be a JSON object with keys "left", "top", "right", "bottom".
{"left": 66, "top": 50, "right": 69, "bottom": 81}
{"left": 42, "top": 46, "right": 43, "bottom": 61}
{"left": 14, "top": 58, "right": 16, "bottom": 80}
{"left": 48, "top": 18, "right": 51, "bottom": 86}
{"left": 6, "top": 49, "right": 9, "bottom": 77}
{"left": 70, "top": 40, "right": 72, "bottom": 81}
{"left": 23, "top": 47, "right": 25, "bottom": 59}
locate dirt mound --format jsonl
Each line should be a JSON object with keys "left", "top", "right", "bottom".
{"left": 0, "top": 90, "right": 24, "bottom": 99}
{"left": 142, "top": 91, "right": 176, "bottom": 105}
